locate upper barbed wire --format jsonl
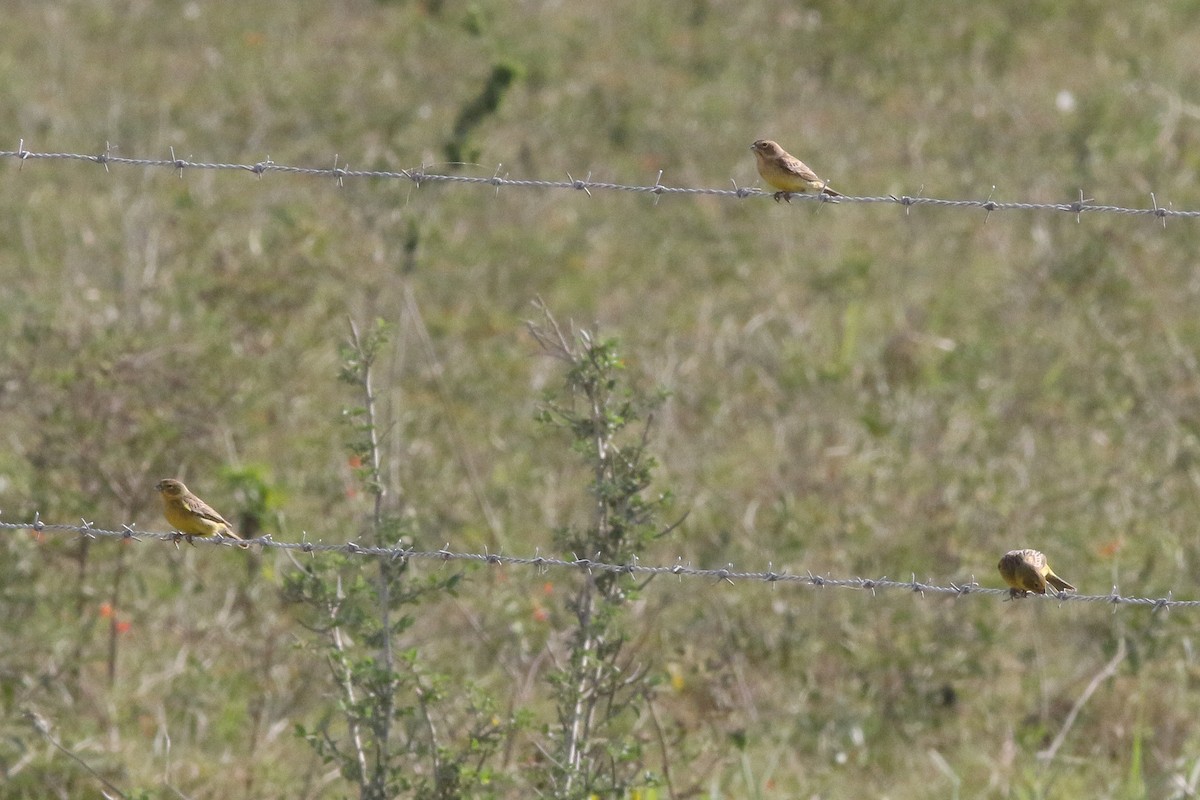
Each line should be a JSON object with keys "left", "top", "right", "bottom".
{"left": 1, "top": 142, "right": 1193, "bottom": 220}
{"left": 1, "top": 518, "right": 1190, "bottom": 610}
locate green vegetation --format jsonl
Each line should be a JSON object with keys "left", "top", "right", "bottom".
{"left": 285, "top": 318, "right": 508, "bottom": 800}
{"left": 2, "top": 1, "right": 1200, "bottom": 797}
{"left": 529, "top": 305, "right": 673, "bottom": 798}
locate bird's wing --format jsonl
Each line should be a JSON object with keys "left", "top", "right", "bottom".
{"left": 184, "top": 495, "right": 233, "bottom": 527}
{"left": 783, "top": 156, "right": 821, "bottom": 182}
{"left": 1022, "top": 549, "right": 1047, "bottom": 570}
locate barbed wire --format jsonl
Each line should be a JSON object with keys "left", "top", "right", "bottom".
{"left": 1, "top": 141, "right": 1193, "bottom": 222}
{"left": 1, "top": 518, "right": 1189, "bottom": 610}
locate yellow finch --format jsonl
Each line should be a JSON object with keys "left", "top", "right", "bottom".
{"left": 997, "top": 549, "right": 1075, "bottom": 598}
{"left": 156, "top": 478, "right": 246, "bottom": 547}
{"left": 751, "top": 139, "right": 842, "bottom": 202}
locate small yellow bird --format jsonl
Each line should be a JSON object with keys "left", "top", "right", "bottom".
{"left": 997, "top": 549, "right": 1075, "bottom": 598}
{"left": 750, "top": 139, "right": 842, "bottom": 202}
{"left": 156, "top": 478, "right": 246, "bottom": 547}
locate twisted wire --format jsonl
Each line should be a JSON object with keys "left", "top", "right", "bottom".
{"left": 1, "top": 519, "right": 1187, "bottom": 610}
{"left": 1, "top": 142, "right": 1192, "bottom": 221}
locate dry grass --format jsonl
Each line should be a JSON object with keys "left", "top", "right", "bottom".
{"left": 3, "top": 1, "right": 1200, "bottom": 797}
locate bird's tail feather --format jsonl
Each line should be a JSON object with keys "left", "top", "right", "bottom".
{"left": 1046, "top": 573, "right": 1075, "bottom": 592}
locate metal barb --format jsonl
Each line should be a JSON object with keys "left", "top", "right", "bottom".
{"left": 982, "top": 185, "right": 997, "bottom": 223}
{"left": 95, "top": 142, "right": 112, "bottom": 173}
{"left": 566, "top": 171, "right": 592, "bottom": 197}
{"left": 1151, "top": 192, "right": 1168, "bottom": 228}
{"left": 1071, "top": 189, "right": 1092, "bottom": 223}
{"left": 251, "top": 156, "right": 273, "bottom": 177}
{"left": 890, "top": 184, "right": 925, "bottom": 217}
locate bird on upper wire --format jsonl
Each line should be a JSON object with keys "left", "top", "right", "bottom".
{"left": 156, "top": 478, "right": 248, "bottom": 548}
{"left": 750, "top": 138, "right": 842, "bottom": 202}
{"left": 997, "top": 548, "right": 1075, "bottom": 599}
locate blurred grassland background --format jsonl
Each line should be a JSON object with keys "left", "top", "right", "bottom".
{"left": 5, "top": 0, "right": 1200, "bottom": 797}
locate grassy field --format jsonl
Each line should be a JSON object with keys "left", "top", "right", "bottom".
{"left": 4, "top": 1, "right": 1200, "bottom": 797}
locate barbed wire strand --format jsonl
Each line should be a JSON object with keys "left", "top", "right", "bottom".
{"left": 1, "top": 518, "right": 1188, "bottom": 610}
{"left": 2, "top": 142, "right": 1193, "bottom": 221}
